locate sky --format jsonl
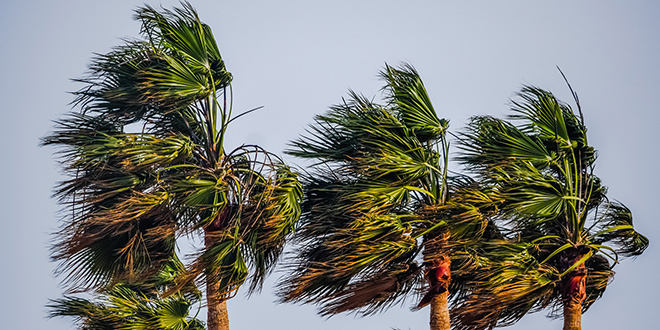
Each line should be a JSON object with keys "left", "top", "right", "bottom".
{"left": 1, "top": 1, "right": 659, "bottom": 329}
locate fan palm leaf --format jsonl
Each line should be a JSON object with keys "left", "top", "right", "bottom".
{"left": 49, "top": 259, "right": 205, "bottom": 330}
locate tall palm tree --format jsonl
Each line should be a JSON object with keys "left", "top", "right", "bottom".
{"left": 452, "top": 82, "right": 648, "bottom": 330}
{"left": 279, "top": 64, "right": 499, "bottom": 330}
{"left": 43, "top": 3, "right": 302, "bottom": 330}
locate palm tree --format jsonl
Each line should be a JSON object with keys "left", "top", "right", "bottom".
{"left": 452, "top": 82, "right": 648, "bottom": 330}
{"left": 279, "top": 64, "right": 499, "bottom": 330}
{"left": 43, "top": 3, "right": 302, "bottom": 330}
{"left": 49, "top": 258, "right": 206, "bottom": 330}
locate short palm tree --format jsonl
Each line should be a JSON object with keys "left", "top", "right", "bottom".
{"left": 49, "top": 258, "right": 205, "bottom": 330}
{"left": 279, "top": 64, "right": 499, "bottom": 330}
{"left": 452, "top": 83, "right": 648, "bottom": 330}
{"left": 43, "top": 3, "right": 302, "bottom": 330}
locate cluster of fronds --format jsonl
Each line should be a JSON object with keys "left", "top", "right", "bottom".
{"left": 49, "top": 259, "right": 205, "bottom": 330}
{"left": 279, "top": 64, "right": 500, "bottom": 316}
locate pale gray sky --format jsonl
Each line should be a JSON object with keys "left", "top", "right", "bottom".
{"left": 1, "top": 1, "right": 658, "bottom": 329}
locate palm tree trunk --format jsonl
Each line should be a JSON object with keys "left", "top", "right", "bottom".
{"left": 204, "top": 210, "right": 232, "bottom": 330}
{"left": 423, "top": 233, "right": 451, "bottom": 330}
{"left": 559, "top": 247, "right": 588, "bottom": 330}
{"left": 206, "top": 281, "right": 230, "bottom": 330}
{"left": 562, "top": 301, "right": 582, "bottom": 330}
{"left": 429, "top": 291, "right": 451, "bottom": 330}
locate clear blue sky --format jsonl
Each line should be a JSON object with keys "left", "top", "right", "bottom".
{"left": 1, "top": 1, "right": 658, "bottom": 329}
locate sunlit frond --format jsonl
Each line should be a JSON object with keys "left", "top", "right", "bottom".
{"left": 49, "top": 284, "right": 204, "bottom": 330}
{"left": 52, "top": 192, "right": 176, "bottom": 290}
{"left": 380, "top": 63, "right": 448, "bottom": 141}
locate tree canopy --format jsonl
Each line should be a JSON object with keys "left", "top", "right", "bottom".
{"left": 44, "top": 3, "right": 302, "bottom": 330}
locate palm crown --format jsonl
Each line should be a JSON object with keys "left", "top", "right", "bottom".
{"left": 44, "top": 3, "right": 302, "bottom": 329}
{"left": 452, "top": 83, "right": 648, "bottom": 330}
{"left": 279, "top": 64, "right": 499, "bottom": 326}
{"left": 49, "top": 258, "right": 205, "bottom": 330}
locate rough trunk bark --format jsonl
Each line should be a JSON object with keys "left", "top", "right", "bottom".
{"left": 206, "top": 281, "right": 230, "bottom": 330}
{"left": 204, "top": 209, "right": 232, "bottom": 330}
{"left": 422, "top": 232, "right": 451, "bottom": 330}
{"left": 563, "top": 301, "right": 582, "bottom": 330}
{"left": 429, "top": 291, "right": 451, "bottom": 330}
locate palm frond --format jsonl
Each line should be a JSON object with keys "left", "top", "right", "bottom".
{"left": 49, "top": 284, "right": 204, "bottom": 330}
{"left": 591, "top": 201, "right": 649, "bottom": 257}
{"left": 380, "top": 63, "right": 448, "bottom": 141}
{"left": 458, "top": 115, "right": 553, "bottom": 170}
{"left": 135, "top": 3, "right": 231, "bottom": 102}
{"left": 52, "top": 193, "right": 176, "bottom": 290}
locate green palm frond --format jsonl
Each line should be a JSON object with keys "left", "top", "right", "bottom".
{"left": 69, "top": 2, "right": 231, "bottom": 142}
{"left": 290, "top": 90, "right": 441, "bottom": 184}
{"left": 48, "top": 122, "right": 194, "bottom": 171}
{"left": 419, "top": 181, "right": 501, "bottom": 250}
{"left": 72, "top": 41, "right": 164, "bottom": 123}
{"left": 495, "top": 164, "right": 567, "bottom": 220}
{"left": 197, "top": 238, "right": 248, "bottom": 297}
{"left": 136, "top": 3, "right": 225, "bottom": 76}
{"left": 49, "top": 259, "right": 204, "bottom": 330}
{"left": 510, "top": 86, "right": 589, "bottom": 153}
{"left": 49, "top": 286, "right": 204, "bottom": 330}
{"left": 381, "top": 63, "right": 448, "bottom": 141}
{"left": 239, "top": 164, "right": 304, "bottom": 293}
{"left": 459, "top": 115, "right": 553, "bottom": 170}
{"left": 591, "top": 201, "right": 649, "bottom": 257}
{"left": 136, "top": 2, "right": 231, "bottom": 105}
{"left": 510, "top": 86, "right": 571, "bottom": 143}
